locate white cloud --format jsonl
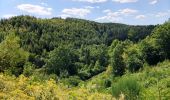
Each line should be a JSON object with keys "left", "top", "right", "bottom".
{"left": 61, "top": 8, "right": 91, "bottom": 18}
{"left": 149, "top": 0, "right": 158, "bottom": 5}
{"left": 95, "top": 16, "right": 122, "bottom": 22}
{"left": 106, "top": 11, "right": 120, "bottom": 17}
{"left": 103, "top": 9, "right": 112, "bottom": 13}
{"left": 155, "top": 12, "right": 168, "bottom": 17}
{"left": 136, "top": 15, "right": 146, "bottom": 19}
{"left": 40, "top": 2, "right": 48, "bottom": 6}
{"left": 17, "top": 4, "right": 52, "bottom": 15}
{"left": 73, "top": 0, "right": 107, "bottom": 3}
{"left": 2, "top": 14, "right": 17, "bottom": 18}
{"left": 118, "top": 8, "right": 138, "bottom": 15}
{"left": 113, "top": 0, "right": 138, "bottom": 3}
{"left": 96, "top": 10, "right": 122, "bottom": 22}
{"left": 84, "top": 6, "right": 100, "bottom": 9}
{"left": 95, "top": 8, "right": 138, "bottom": 22}
{"left": 85, "top": 6, "right": 95, "bottom": 9}
{"left": 60, "top": 14, "right": 71, "bottom": 19}
{"left": 103, "top": 8, "right": 138, "bottom": 15}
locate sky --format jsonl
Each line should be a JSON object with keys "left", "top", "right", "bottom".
{"left": 0, "top": 0, "right": 170, "bottom": 25}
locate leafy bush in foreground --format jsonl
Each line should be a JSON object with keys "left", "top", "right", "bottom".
{"left": 0, "top": 74, "right": 118, "bottom": 100}
{"left": 112, "top": 76, "right": 141, "bottom": 100}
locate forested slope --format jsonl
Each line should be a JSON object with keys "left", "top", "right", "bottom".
{"left": 0, "top": 15, "right": 155, "bottom": 79}
{"left": 0, "top": 15, "right": 170, "bottom": 99}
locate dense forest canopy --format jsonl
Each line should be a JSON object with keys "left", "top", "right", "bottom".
{"left": 0, "top": 16, "right": 155, "bottom": 77}
{"left": 0, "top": 15, "right": 170, "bottom": 99}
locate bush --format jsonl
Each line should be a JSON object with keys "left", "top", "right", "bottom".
{"left": 61, "top": 76, "right": 82, "bottom": 87}
{"left": 23, "top": 62, "right": 35, "bottom": 77}
{"left": 0, "top": 74, "right": 115, "bottom": 99}
{"left": 104, "top": 79, "right": 111, "bottom": 88}
{"left": 111, "top": 77, "right": 141, "bottom": 100}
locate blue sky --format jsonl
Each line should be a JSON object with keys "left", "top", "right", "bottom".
{"left": 0, "top": 0, "right": 170, "bottom": 25}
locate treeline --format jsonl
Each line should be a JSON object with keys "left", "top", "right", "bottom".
{"left": 110, "top": 22, "right": 170, "bottom": 76}
{"left": 0, "top": 15, "right": 157, "bottom": 80}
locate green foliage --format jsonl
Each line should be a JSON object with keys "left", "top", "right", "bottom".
{"left": 139, "top": 60, "right": 170, "bottom": 100}
{"left": 0, "top": 16, "right": 156, "bottom": 78}
{"left": 0, "top": 74, "right": 115, "bottom": 100}
{"left": 61, "top": 76, "right": 82, "bottom": 87}
{"left": 124, "top": 44, "right": 143, "bottom": 72}
{"left": 138, "top": 23, "right": 170, "bottom": 65}
{"left": 23, "top": 62, "right": 35, "bottom": 77}
{"left": 110, "top": 41, "right": 125, "bottom": 76}
{"left": 77, "top": 44, "right": 108, "bottom": 80}
{"left": 128, "top": 25, "right": 154, "bottom": 41}
{"left": 112, "top": 76, "right": 141, "bottom": 100}
{"left": 1, "top": 16, "right": 170, "bottom": 99}
{"left": 151, "top": 22, "right": 170, "bottom": 59}
{"left": 140, "top": 40, "right": 165, "bottom": 65}
{"left": 128, "top": 28, "right": 138, "bottom": 41}
{"left": 93, "top": 60, "right": 103, "bottom": 73}
{"left": 0, "top": 34, "right": 29, "bottom": 75}
{"left": 104, "top": 79, "right": 111, "bottom": 88}
{"left": 45, "top": 45, "right": 77, "bottom": 77}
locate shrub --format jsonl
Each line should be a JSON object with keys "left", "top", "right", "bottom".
{"left": 61, "top": 76, "right": 82, "bottom": 87}
{"left": 104, "top": 79, "right": 111, "bottom": 88}
{"left": 111, "top": 77, "right": 141, "bottom": 100}
{"left": 0, "top": 74, "right": 115, "bottom": 100}
{"left": 23, "top": 62, "right": 35, "bottom": 77}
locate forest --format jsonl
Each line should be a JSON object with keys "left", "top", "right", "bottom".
{"left": 0, "top": 15, "right": 170, "bottom": 100}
